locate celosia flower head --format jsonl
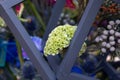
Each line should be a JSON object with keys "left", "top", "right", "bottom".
{"left": 44, "top": 24, "right": 87, "bottom": 56}
{"left": 0, "top": 17, "right": 6, "bottom": 27}
{"left": 44, "top": 24, "right": 76, "bottom": 56}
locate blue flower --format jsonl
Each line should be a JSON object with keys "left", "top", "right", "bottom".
{"left": 71, "top": 66, "right": 83, "bottom": 74}
{"left": 6, "top": 38, "right": 19, "bottom": 66}
{"left": 22, "top": 36, "right": 43, "bottom": 60}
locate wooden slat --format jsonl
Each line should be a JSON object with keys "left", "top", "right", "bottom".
{"left": 102, "top": 61, "right": 120, "bottom": 80}
{"left": 68, "top": 73, "right": 99, "bottom": 80}
{"left": 42, "top": 0, "right": 66, "bottom": 72}
{"left": 0, "top": 0, "right": 23, "bottom": 8}
{"left": 43, "top": 0, "right": 66, "bottom": 42}
{"left": 0, "top": 2, "right": 55, "bottom": 80}
{"left": 57, "top": 0, "right": 104, "bottom": 80}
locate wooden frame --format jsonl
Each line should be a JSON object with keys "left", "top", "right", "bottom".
{"left": 0, "top": 0, "right": 120, "bottom": 80}
{"left": 0, "top": 0, "right": 55, "bottom": 80}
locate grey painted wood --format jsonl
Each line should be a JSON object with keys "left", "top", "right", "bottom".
{"left": 56, "top": 0, "right": 104, "bottom": 80}
{"left": 42, "top": 0, "right": 66, "bottom": 73}
{"left": 1, "top": 0, "right": 119, "bottom": 80}
{"left": 0, "top": 0, "right": 23, "bottom": 8}
{"left": 43, "top": 0, "right": 66, "bottom": 42}
{"left": 47, "top": 55, "right": 61, "bottom": 72}
{"left": 0, "top": 0, "right": 55, "bottom": 80}
{"left": 68, "top": 73, "right": 99, "bottom": 80}
{"left": 102, "top": 61, "right": 120, "bottom": 80}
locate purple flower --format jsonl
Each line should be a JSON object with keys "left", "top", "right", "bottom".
{"left": 31, "top": 36, "right": 42, "bottom": 51}
{"left": 22, "top": 36, "right": 43, "bottom": 59}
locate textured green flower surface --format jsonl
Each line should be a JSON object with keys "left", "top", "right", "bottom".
{"left": 79, "top": 42, "right": 87, "bottom": 56}
{"left": 44, "top": 24, "right": 87, "bottom": 56}
{"left": 0, "top": 17, "right": 6, "bottom": 27}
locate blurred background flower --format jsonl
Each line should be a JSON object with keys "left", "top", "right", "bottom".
{"left": 22, "top": 36, "right": 43, "bottom": 60}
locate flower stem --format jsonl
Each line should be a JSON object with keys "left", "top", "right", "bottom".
{"left": 15, "top": 40, "right": 24, "bottom": 66}
{"left": 24, "top": 0, "right": 46, "bottom": 32}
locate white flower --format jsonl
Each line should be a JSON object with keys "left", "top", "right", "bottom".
{"left": 116, "top": 20, "right": 120, "bottom": 24}
{"left": 95, "top": 37, "right": 100, "bottom": 42}
{"left": 101, "top": 48, "right": 106, "bottom": 53}
{"left": 101, "top": 42, "right": 107, "bottom": 46}
{"left": 110, "top": 41, "right": 115, "bottom": 45}
{"left": 101, "top": 35, "right": 107, "bottom": 39}
{"left": 115, "top": 32, "right": 120, "bottom": 37}
{"left": 107, "top": 25, "right": 112, "bottom": 29}
{"left": 103, "top": 30, "right": 109, "bottom": 35}
{"left": 110, "top": 47, "right": 115, "bottom": 52}
{"left": 109, "top": 29, "right": 115, "bottom": 35}
{"left": 106, "top": 43, "right": 111, "bottom": 48}
{"left": 117, "top": 39, "right": 120, "bottom": 43}
{"left": 109, "top": 21, "right": 115, "bottom": 25}
{"left": 109, "top": 36, "right": 115, "bottom": 41}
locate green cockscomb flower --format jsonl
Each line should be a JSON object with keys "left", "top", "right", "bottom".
{"left": 79, "top": 42, "right": 87, "bottom": 56}
{"left": 0, "top": 17, "right": 6, "bottom": 27}
{"left": 44, "top": 24, "right": 87, "bottom": 56}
